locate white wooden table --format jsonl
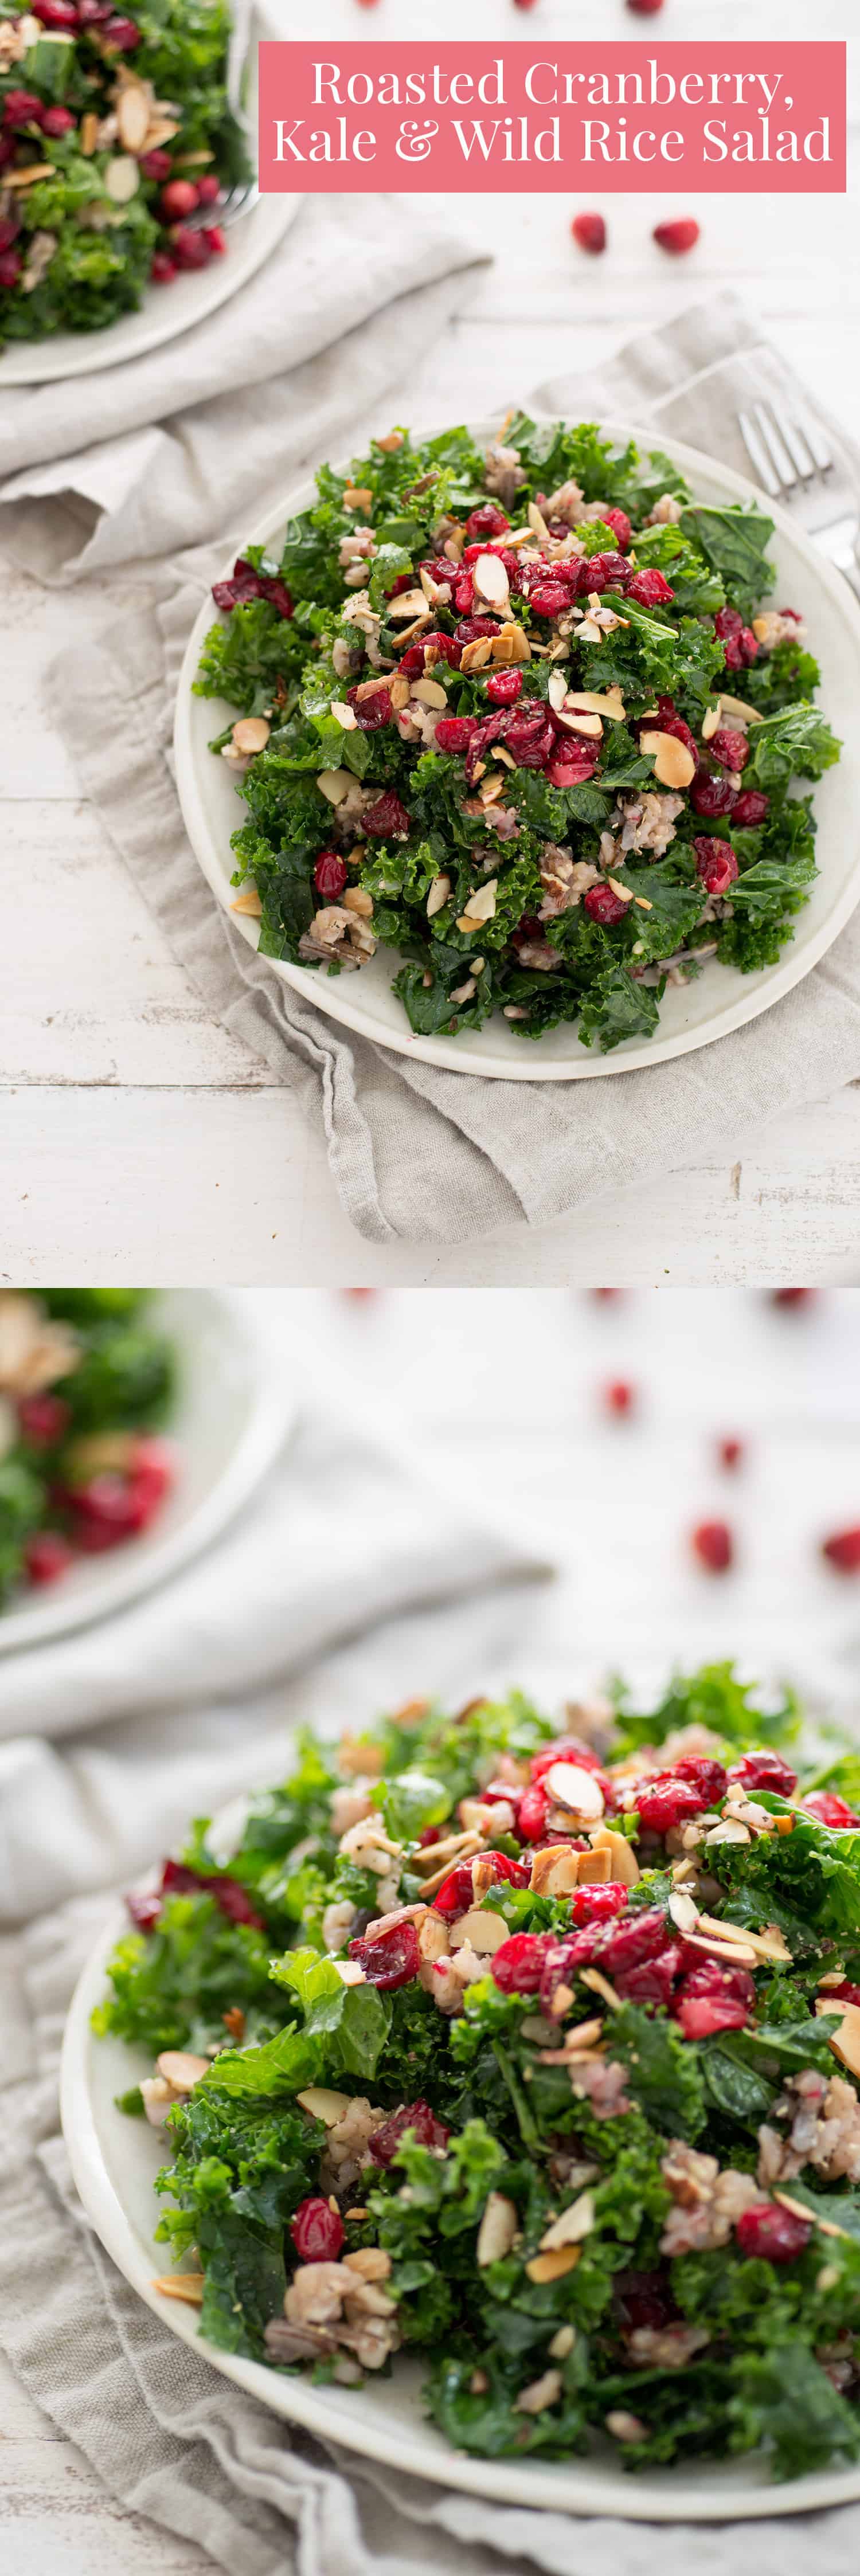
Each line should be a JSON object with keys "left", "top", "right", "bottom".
{"left": 2, "top": 0, "right": 858, "bottom": 1283}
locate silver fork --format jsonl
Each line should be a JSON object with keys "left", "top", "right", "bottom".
{"left": 184, "top": 0, "right": 259, "bottom": 231}
{"left": 737, "top": 400, "right": 860, "bottom": 603}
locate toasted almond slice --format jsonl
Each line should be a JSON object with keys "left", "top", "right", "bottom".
{"left": 344, "top": 487, "right": 373, "bottom": 513}
{"left": 701, "top": 703, "right": 721, "bottom": 742}
{"left": 153, "top": 2274, "right": 205, "bottom": 2305}
{"left": 772, "top": 2189, "right": 848, "bottom": 2240}
{"left": 632, "top": 895, "right": 653, "bottom": 912}
{"left": 529, "top": 1846, "right": 582, "bottom": 1897}
{"left": 575, "top": 1845, "right": 612, "bottom": 1888}
{"left": 718, "top": 691, "right": 764, "bottom": 725}
{"left": 117, "top": 80, "right": 150, "bottom": 152}
{"left": 587, "top": 1826, "right": 640, "bottom": 1886}
{"left": 103, "top": 154, "right": 139, "bottom": 203}
{"left": 606, "top": 876, "right": 634, "bottom": 905}
{"left": 386, "top": 588, "right": 431, "bottom": 621}
{"left": 462, "top": 876, "right": 498, "bottom": 925}
{"left": 343, "top": 887, "right": 373, "bottom": 918}
{"left": 460, "top": 639, "right": 493, "bottom": 674}
{"left": 427, "top": 873, "right": 451, "bottom": 919}
{"left": 576, "top": 618, "right": 602, "bottom": 643}
{"left": 413, "top": 1831, "right": 484, "bottom": 1894}
{"left": 232, "top": 716, "right": 270, "bottom": 755}
{"left": 412, "top": 676, "right": 447, "bottom": 709}
{"left": 565, "top": 687, "right": 626, "bottom": 721}
{"left": 474, "top": 552, "right": 510, "bottom": 611}
{"left": 343, "top": 2246, "right": 392, "bottom": 2281}
{"left": 540, "top": 2190, "right": 595, "bottom": 2253}
{"left": 828, "top": 2002, "right": 860, "bottom": 2077}
{"left": 156, "top": 2050, "right": 210, "bottom": 2092}
{"left": 668, "top": 1887, "right": 701, "bottom": 1935}
{"left": 696, "top": 1913, "right": 791, "bottom": 1964}
{"left": 231, "top": 888, "right": 263, "bottom": 917}
{"left": 527, "top": 500, "right": 551, "bottom": 543}
{"left": 579, "top": 1966, "right": 622, "bottom": 2011}
{"left": 296, "top": 2086, "right": 351, "bottom": 2124}
{"left": 526, "top": 2246, "right": 581, "bottom": 2284}
{"left": 5, "top": 163, "right": 53, "bottom": 187}
{"left": 330, "top": 700, "right": 358, "bottom": 731}
{"left": 316, "top": 769, "right": 353, "bottom": 806}
{"left": 388, "top": 675, "right": 411, "bottom": 712}
{"left": 476, "top": 2192, "right": 519, "bottom": 2266}
{"left": 544, "top": 1760, "right": 604, "bottom": 1819}
{"left": 448, "top": 1906, "right": 509, "bottom": 1955}
{"left": 639, "top": 729, "right": 697, "bottom": 790}
{"left": 555, "top": 709, "right": 603, "bottom": 738}
{"left": 80, "top": 111, "right": 99, "bottom": 155}
{"left": 680, "top": 1931, "right": 760, "bottom": 1969}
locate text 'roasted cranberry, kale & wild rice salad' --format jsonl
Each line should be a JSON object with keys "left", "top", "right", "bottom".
{"left": 194, "top": 416, "right": 841, "bottom": 1053}
{"left": 97, "top": 1666, "right": 860, "bottom": 2480}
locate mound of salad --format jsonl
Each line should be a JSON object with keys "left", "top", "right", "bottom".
{"left": 194, "top": 416, "right": 842, "bottom": 1054}
{"left": 97, "top": 1665, "right": 860, "bottom": 2480}
{"left": 0, "top": 1287, "right": 177, "bottom": 1599}
{"left": 0, "top": 1, "right": 249, "bottom": 343}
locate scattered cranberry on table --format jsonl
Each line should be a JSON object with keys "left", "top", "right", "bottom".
{"left": 571, "top": 213, "right": 607, "bottom": 255}
{"left": 691, "top": 1519, "right": 734, "bottom": 1574}
{"left": 822, "top": 1527, "right": 860, "bottom": 1575}
{"left": 717, "top": 1436, "right": 744, "bottom": 1472}
{"left": 653, "top": 220, "right": 701, "bottom": 255}
{"left": 603, "top": 1379, "right": 637, "bottom": 1418}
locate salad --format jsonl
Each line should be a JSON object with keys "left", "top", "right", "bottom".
{"left": 0, "top": 1287, "right": 177, "bottom": 1599}
{"left": 97, "top": 1665, "right": 860, "bottom": 2481}
{"left": 194, "top": 415, "right": 842, "bottom": 1055}
{"left": 0, "top": 1, "right": 248, "bottom": 344}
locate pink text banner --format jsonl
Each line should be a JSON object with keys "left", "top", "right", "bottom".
{"left": 258, "top": 42, "right": 846, "bottom": 194}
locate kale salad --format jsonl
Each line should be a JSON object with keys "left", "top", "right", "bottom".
{"left": 0, "top": 1287, "right": 177, "bottom": 1600}
{"left": 97, "top": 1665, "right": 860, "bottom": 2480}
{"left": 0, "top": 1, "right": 248, "bottom": 344}
{"left": 194, "top": 414, "right": 841, "bottom": 1054}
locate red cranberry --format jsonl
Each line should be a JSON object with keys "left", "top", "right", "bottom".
{"left": 196, "top": 173, "right": 222, "bottom": 206}
{"left": 672, "top": 1954, "right": 755, "bottom": 2040}
{"left": 822, "top": 1978, "right": 860, "bottom": 2007}
{"left": 690, "top": 775, "right": 737, "bottom": 819}
{"left": 368, "top": 2100, "right": 449, "bottom": 2165}
{"left": 528, "top": 581, "right": 574, "bottom": 618}
{"left": 40, "top": 104, "right": 76, "bottom": 134}
{"left": 650, "top": 697, "right": 698, "bottom": 762}
{"left": 675, "top": 1757, "right": 729, "bottom": 1803}
{"left": 33, "top": 0, "right": 78, "bottom": 18}
{"left": 614, "top": 2269, "right": 674, "bottom": 2332}
{"left": 569, "top": 1881, "right": 628, "bottom": 1926}
{"left": 627, "top": 568, "right": 674, "bottom": 606}
{"left": 635, "top": 1774, "right": 718, "bottom": 1835}
{"left": 17, "top": 1393, "right": 71, "bottom": 1448}
{"left": 627, "top": 0, "right": 664, "bottom": 11}
{"left": 314, "top": 851, "right": 347, "bottom": 900}
{"left": 571, "top": 212, "right": 606, "bottom": 255}
{"left": 585, "top": 884, "right": 628, "bottom": 927}
{"left": 24, "top": 1530, "right": 75, "bottom": 1585}
{"left": 530, "top": 1737, "right": 604, "bottom": 1783}
{"left": 465, "top": 502, "right": 510, "bottom": 541}
{"left": 454, "top": 573, "right": 475, "bottom": 612}
{"left": 2, "top": 91, "right": 43, "bottom": 129}
{"left": 201, "top": 223, "right": 226, "bottom": 258}
{"left": 773, "top": 1289, "right": 816, "bottom": 1307}
{"left": 159, "top": 1859, "right": 264, "bottom": 1930}
{"left": 596, "top": 1908, "right": 674, "bottom": 1979}
{"left": 821, "top": 1528, "right": 860, "bottom": 1576}
{"left": 694, "top": 836, "right": 738, "bottom": 898}
{"left": 732, "top": 790, "right": 769, "bottom": 827}
{"left": 454, "top": 616, "right": 500, "bottom": 645}
{"left": 730, "top": 1749, "right": 798, "bottom": 1796}
{"left": 101, "top": 15, "right": 142, "bottom": 45}
{"left": 653, "top": 220, "right": 701, "bottom": 255}
{"left": 718, "top": 1436, "right": 744, "bottom": 1471}
{"left": 140, "top": 148, "right": 172, "bottom": 180}
{"left": 432, "top": 1862, "right": 478, "bottom": 1920}
{"left": 0, "top": 214, "right": 19, "bottom": 252}
{"left": 486, "top": 669, "right": 523, "bottom": 706}
{"left": 603, "top": 507, "right": 632, "bottom": 551}
{"left": 346, "top": 684, "right": 392, "bottom": 731}
{"left": 347, "top": 1921, "right": 420, "bottom": 1988}
{"left": 603, "top": 1379, "right": 636, "bottom": 1417}
{"left": 516, "top": 1783, "right": 549, "bottom": 1842}
{"left": 574, "top": 551, "right": 632, "bottom": 594}
{"left": 803, "top": 1791, "right": 860, "bottom": 1829}
{"left": 491, "top": 1932, "right": 553, "bottom": 1995}
{"left": 290, "top": 2197, "right": 344, "bottom": 2261}
{"left": 125, "top": 1888, "right": 163, "bottom": 1934}
{"left": 212, "top": 556, "right": 265, "bottom": 612}
{"left": 691, "top": 1519, "right": 733, "bottom": 1574}
{"left": 736, "top": 2202, "right": 810, "bottom": 2264}
{"left": 417, "top": 1826, "right": 439, "bottom": 1849}
{"left": 423, "top": 630, "right": 463, "bottom": 668}
{"left": 714, "top": 606, "right": 759, "bottom": 672}
{"left": 435, "top": 715, "right": 478, "bottom": 754}
{"left": 620, "top": 1944, "right": 682, "bottom": 2009}
{"left": 171, "top": 226, "right": 209, "bottom": 271}
{"left": 66, "top": 1440, "right": 173, "bottom": 1549}
{"left": 161, "top": 179, "right": 198, "bottom": 220}
{"left": 709, "top": 727, "right": 750, "bottom": 773}
{"left": 538, "top": 1928, "right": 601, "bottom": 2012}
{"left": 544, "top": 745, "right": 599, "bottom": 788}
{"left": 150, "top": 252, "right": 177, "bottom": 284}
{"left": 362, "top": 790, "right": 410, "bottom": 838}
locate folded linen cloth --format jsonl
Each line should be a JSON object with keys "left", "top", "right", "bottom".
{"left": 42, "top": 288, "right": 860, "bottom": 1246}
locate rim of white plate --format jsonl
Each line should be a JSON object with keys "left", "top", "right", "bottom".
{"left": 174, "top": 412, "right": 860, "bottom": 1082}
{"left": 61, "top": 1856, "right": 860, "bottom": 2523}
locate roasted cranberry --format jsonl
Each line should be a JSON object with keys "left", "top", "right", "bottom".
{"left": 141, "top": 147, "right": 173, "bottom": 180}
{"left": 822, "top": 1978, "right": 860, "bottom": 2007}
{"left": 530, "top": 1737, "right": 604, "bottom": 1783}
{"left": 347, "top": 684, "right": 392, "bottom": 731}
{"left": 675, "top": 1757, "right": 729, "bottom": 1803}
{"left": 821, "top": 1528, "right": 860, "bottom": 1576}
{"left": 161, "top": 179, "right": 199, "bottom": 220}
{"left": 694, "top": 837, "right": 738, "bottom": 898}
{"left": 432, "top": 1862, "right": 478, "bottom": 1919}
{"left": 736, "top": 2202, "right": 810, "bottom": 2264}
{"left": 454, "top": 616, "right": 500, "bottom": 645}
{"left": 635, "top": 1774, "right": 718, "bottom": 1835}
{"left": 714, "top": 606, "right": 759, "bottom": 672}
{"left": 24, "top": 1530, "right": 75, "bottom": 1585}
{"left": 362, "top": 790, "right": 411, "bottom": 838}
{"left": 596, "top": 1906, "right": 673, "bottom": 1979}
{"left": 33, "top": 0, "right": 77, "bottom": 18}
{"left": 314, "top": 851, "right": 347, "bottom": 900}
{"left": 0, "top": 214, "right": 19, "bottom": 252}
{"left": 603, "top": 507, "right": 632, "bottom": 551}
{"left": 368, "top": 2100, "right": 449, "bottom": 2164}
{"left": 290, "top": 2197, "right": 344, "bottom": 2261}
{"left": 465, "top": 502, "right": 510, "bottom": 541}
{"left": 585, "top": 884, "right": 627, "bottom": 927}
{"left": 691, "top": 1519, "right": 733, "bottom": 1573}
{"left": 718, "top": 1436, "right": 744, "bottom": 1471}
{"left": 569, "top": 1881, "right": 628, "bottom": 1925}
{"left": 41, "top": 103, "right": 76, "bottom": 134}
{"left": 486, "top": 669, "right": 523, "bottom": 706}
{"left": 803, "top": 1791, "right": 860, "bottom": 1829}
{"left": 628, "top": 568, "right": 674, "bottom": 607}
{"left": 709, "top": 726, "right": 750, "bottom": 773}
{"left": 150, "top": 252, "right": 177, "bottom": 283}
{"left": 620, "top": 1944, "right": 681, "bottom": 2009}
{"left": 672, "top": 1953, "right": 755, "bottom": 2040}
{"left": 730, "top": 1749, "right": 798, "bottom": 1795}
{"left": 160, "top": 1858, "right": 265, "bottom": 1930}
{"left": 653, "top": 220, "right": 701, "bottom": 256}
{"left": 196, "top": 174, "right": 222, "bottom": 208}
{"left": 212, "top": 556, "right": 264, "bottom": 611}
{"left": 348, "top": 1921, "right": 420, "bottom": 1988}
{"left": 613, "top": 2270, "right": 674, "bottom": 2334}
{"left": 171, "top": 226, "right": 210, "bottom": 271}
{"left": 732, "top": 790, "right": 769, "bottom": 827}
{"left": 17, "top": 1392, "right": 71, "bottom": 1448}
{"left": 125, "top": 1888, "right": 163, "bottom": 1935}
{"left": 2, "top": 91, "right": 43, "bottom": 128}
{"left": 516, "top": 1783, "right": 549, "bottom": 1842}
{"left": 101, "top": 15, "right": 142, "bottom": 45}
{"left": 423, "top": 631, "right": 462, "bottom": 667}
{"left": 454, "top": 573, "right": 474, "bottom": 612}
{"left": 545, "top": 745, "right": 599, "bottom": 789}
{"left": 575, "top": 551, "right": 631, "bottom": 594}
{"left": 435, "top": 715, "right": 478, "bottom": 754}
{"left": 492, "top": 1932, "right": 553, "bottom": 1995}
{"left": 604, "top": 1379, "right": 636, "bottom": 1416}
{"left": 571, "top": 212, "right": 606, "bottom": 255}
{"left": 528, "top": 581, "right": 574, "bottom": 618}
{"left": 538, "top": 1928, "right": 600, "bottom": 2011}
{"left": 690, "top": 774, "right": 737, "bottom": 819}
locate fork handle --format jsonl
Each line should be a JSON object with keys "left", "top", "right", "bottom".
{"left": 822, "top": 545, "right": 860, "bottom": 606}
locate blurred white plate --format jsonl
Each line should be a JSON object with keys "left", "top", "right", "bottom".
{"left": 0, "top": 1289, "right": 296, "bottom": 1653}
{"left": 175, "top": 416, "right": 860, "bottom": 1080}
{"left": 61, "top": 1862, "right": 860, "bottom": 2524}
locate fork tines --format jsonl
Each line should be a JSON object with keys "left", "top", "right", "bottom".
{"left": 738, "top": 402, "right": 833, "bottom": 498}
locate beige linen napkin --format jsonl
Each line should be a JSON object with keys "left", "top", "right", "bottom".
{"left": 43, "top": 291, "right": 860, "bottom": 1246}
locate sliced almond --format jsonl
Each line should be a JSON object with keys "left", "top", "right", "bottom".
{"left": 717, "top": 691, "right": 764, "bottom": 725}
{"left": 386, "top": 589, "right": 431, "bottom": 622}
{"left": 828, "top": 2002, "right": 860, "bottom": 2078}
{"left": 343, "top": 487, "right": 373, "bottom": 513}
{"left": 527, "top": 500, "right": 551, "bottom": 543}
{"left": 103, "top": 154, "right": 139, "bottom": 204}
{"left": 497, "top": 622, "right": 531, "bottom": 665}
{"left": 461, "top": 878, "right": 498, "bottom": 925}
{"left": 117, "top": 80, "right": 150, "bottom": 152}
{"left": 525, "top": 2246, "right": 581, "bottom": 2284}
{"left": 587, "top": 1826, "right": 640, "bottom": 1886}
{"left": 668, "top": 1888, "right": 700, "bottom": 1935}
{"left": 156, "top": 2050, "right": 210, "bottom": 2092}
{"left": 639, "top": 729, "right": 697, "bottom": 790}
{"left": 579, "top": 1967, "right": 622, "bottom": 2011}
{"left": 544, "top": 1761, "right": 604, "bottom": 1821}
{"left": 473, "top": 553, "right": 510, "bottom": 612}
{"left": 5, "top": 163, "right": 53, "bottom": 187}
{"left": 460, "top": 639, "right": 493, "bottom": 675}
{"left": 575, "top": 1845, "right": 612, "bottom": 1887}
{"left": 232, "top": 716, "right": 270, "bottom": 755}
{"left": 529, "top": 1847, "right": 582, "bottom": 1897}
{"left": 231, "top": 889, "right": 263, "bottom": 917}
{"left": 680, "top": 1931, "right": 760, "bottom": 1969}
{"left": 448, "top": 1906, "right": 509, "bottom": 1955}
{"left": 316, "top": 769, "right": 353, "bottom": 806}
{"left": 153, "top": 2274, "right": 205, "bottom": 2305}
{"left": 695, "top": 1912, "right": 789, "bottom": 1964}
{"left": 296, "top": 2086, "right": 351, "bottom": 2125}
{"left": 389, "top": 675, "right": 411, "bottom": 712}
{"left": 343, "top": 887, "right": 373, "bottom": 918}
{"left": 411, "top": 676, "right": 447, "bottom": 710}
{"left": 426, "top": 874, "right": 451, "bottom": 919}
{"left": 330, "top": 700, "right": 358, "bottom": 731}
{"left": 476, "top": 2192, "right": 519, "bottom": 2266}
{"left": 540, "top": 2190, "right": 595, "bottom": 2253}
{"left": 606, "top": 876, "right": 634, "bottom": 905}
{"left": 555, "top": 708, "right": 603, "bottom": 739}
{"left": 80, "top": 111, "right": 99, "bottom": 155}
{"left": 701, "top": 703, "right": 721, "bottom": 742}
{"left": 565, "top": 687, "right": 626, "bottom": 721}
{"left": 772, "top": 2189, "right": 847, "bottom": 2240}
{"left": 576, "top": 618, "right": 602, "bottom": 644}
{"left": 343, "top": 2246, "right": 392, "bottom": 2281}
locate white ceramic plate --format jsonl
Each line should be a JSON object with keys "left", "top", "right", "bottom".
{"left": 0, "top": 1289, "right": 296, "bottom": 1653}
{"left": 61, "top": 1868, "right": 860, "bottom": 2524}
{"left": 175, "top": 414, "right": 860, "bottom": 1082}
